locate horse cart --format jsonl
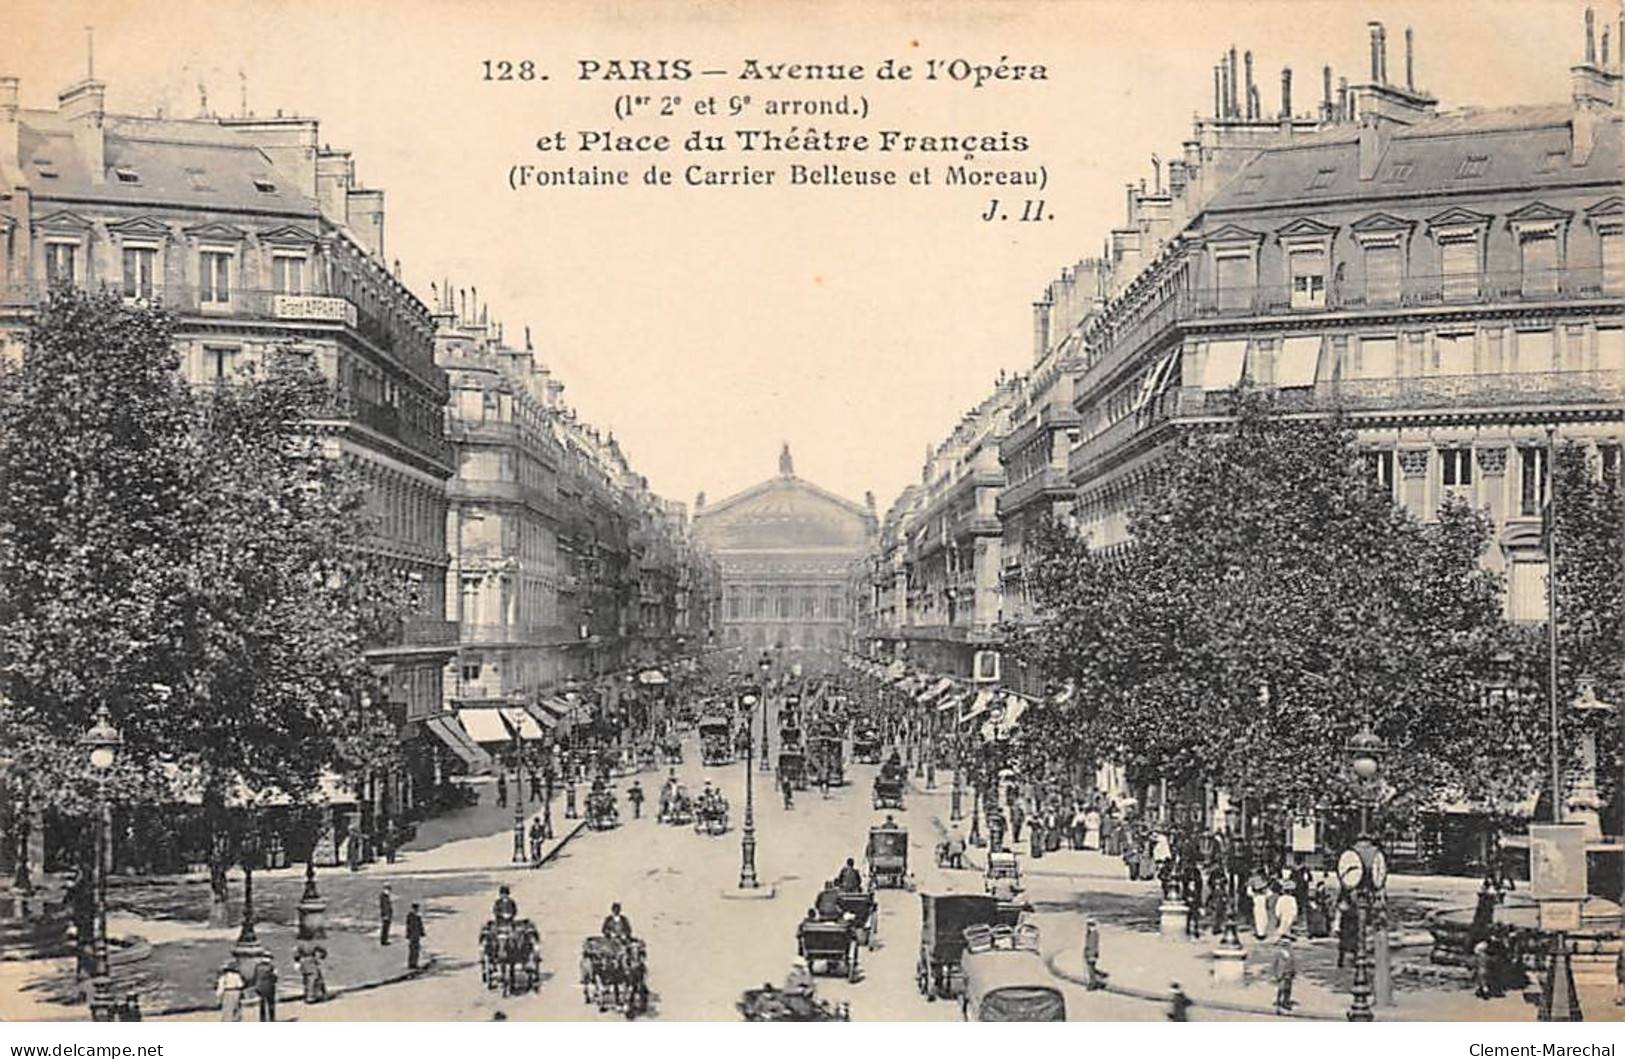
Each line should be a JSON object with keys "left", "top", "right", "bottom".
{"left": 699, "top": 717, "right": 733, "bottom": 766}
{"left": 915, "top": 893, "right": 1028, "bottom": 1001}
{"left": 694, "top": 793, "right": 730, "bottom": 835}
{"left": 479, "top": 918, "right": 541, "bottom": 996}
{"left": 837, "top": 890, "right": 879, "bottom": 949}
{"left": 809, "top": 732, "right": 846, "bottom": 787}
{"left": 580, "top": 935, "right": 650, "bottom": 1018}
{"left": 866, "top": 825, "right": 909, "bottom": 889}
{"left": 777, "top": 750, "right": 808, "bottom": 791}
{"left": 660, "top": 733, "right": 683, "bottom": 765}
{"left": 797, "top": 919, "right": 860, "bottom": 982}
{"left": 662, "top": 789, "right": 694, "bottom": 826}
{"left": 586, "top": 787, "right": 620, "bottom": 830}
{"left": 984, "top": 849, "right": 1022, "bottom": 896}
{"left": 959, "top": 923, "right": 1063, "bottom": 1021}
{"left": 871, "top": 773, "right": 905, "bottom": 810}
{"left": 737, "top": 986, "right": 850, "bottom": 1022}
{"left": 851, "top": 728, "right": 882, "bottom": 764}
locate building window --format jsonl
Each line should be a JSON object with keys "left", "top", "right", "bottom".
{"left": 1440, "top": 237, "right": 1478, "bottom": 300}
{"left": 1456, "top": 154, "right": 1490, "bottom": 179}
{"left": 1513, "top": 329, "right": 1554, "bottom": 374}
{"left": 1519, "top": 231, "right": 1560, "bottom": 296}
{"left": 1519, "top": 446, "right": 1547, "bottom": 517}
{"left": 1600, "top": 327, "right": 1624, "bottom": 374}
{"left": 1351, "top": 336, "right": 1396, "bottom": 380}
{"left": 272, "top": 254, "right": 306, "bottom": 295}
{"left": 1363, "top": 242, "right": 1401, "bottom": 304}
{"left": 45, "top": 242, "right": 78, "bottom": 287}
{"left": 1598, "top": 227, "right": 1622, "bottom": 294}
{"left": 1507, "top": 560, "right": 1547, "bottom": 623}
{"left": 1214, "top": 253, "right": 1252, "bottom": 312}
{"left": 1288, "top": 247, "right": 1327, "bottom": 308}
{"left": 206, "top": 346, "right": 235, "bottom": 384}
{"left": 1434, "top": 332, "right": 1475, "bottom": 376}
{"left": 199, "top": 250, "right": 232, "bottom": 305}
{"left": 1440, "top": 448, "right": 1473, "bottom": 487}
{"left": 122, "top": 246, "right": 156, "bottom": 300}
{"left": 1364, "top": 451, "right": 1395, "bottom": 498}
{"left": 461, "top": 662, "right": 481, "bottom": 683}
{"left": 1305, "top": 167, "right": 1337, "bottom": 191}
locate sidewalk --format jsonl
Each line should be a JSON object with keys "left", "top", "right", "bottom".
{"left": 1, "top": 803, "right": 587, "bottom": 1021}
{"left": 906, "top": 781, "right": 1542, "bottom": 1022}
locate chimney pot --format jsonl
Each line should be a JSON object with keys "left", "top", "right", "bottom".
{"left": 1281, "top": 66, "right": 1293, "bottom": 120}
{"left": 1585, "top": 7, "right": 1596, "bottom": 64}
{"left": 1228, "top": 46, "right": 1239, "bottom": 117}
{"left": 1405, "top": 26, "right": 1415, "bottom": 91}
{"left": 1244, "top": 50, "right": 1255, "bottom": 120}
{"left": 1369, "top": 21, "right": 1383, "bottom": 82}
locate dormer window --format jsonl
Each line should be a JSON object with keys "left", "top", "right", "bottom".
{"left": 185, "top": 168, "right": 213, "bottom": 192}
{"left": 1383, "top": 161, "right": 1415, "bottom": 184}
{"left": 33, "top": 158, "right": 58, "bottom": 179}
{"left": 1456, "top": 155, "right": 1490, "bottom": 179}
{"left": 114, "top": 168, "right": 140, "bottom": 184}
{"left": 252, "top": 178, "right": 277, "bottom": 194}
{"left": 1306, "top": 167, "right": 1337, "bottom": 191}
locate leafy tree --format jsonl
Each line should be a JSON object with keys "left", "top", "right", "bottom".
{"left": 1005, "top": 393, "right": 1525, "bottom": 820}
{"left": 0, "top": 288, "right": 408, "bottom": 911}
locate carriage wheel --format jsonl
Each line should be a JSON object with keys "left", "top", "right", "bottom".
{"left": 847, "top": 949, "right": 860, "bottom": 983}
{"left": 916, "top": 957, "right": 931, "bottom": 999}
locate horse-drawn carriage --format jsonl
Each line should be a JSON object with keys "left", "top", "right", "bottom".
{"left": 958, "top": 922, "right": 1063, "bottom": 1021}
{"left": 586, "top": 785, "right": 620, "bottom": 830}
{"left": 776, "top": 750, "right": 807, "bottom": 791}
{"left": 809, "top": 731, "right": 845, "bottom": 787}
{"left": 694, "top": 791, "right": 730, "bottom": 835}
{"left": 797, "top": 918, "right": 860, "bottom": 982}
{"left": 737, "top": 986, "right": 850, "bottom": 1021}
{"left": 660, "top": 732, "right": 683, "bottom": 764}
{"left": 915, "top": 893, "right": 1029, "bottom": 1001}
{"left": 580, "top": 935, "right": 649, "bottom": 1018}
{"left": 661, "top": 787, "right": 694, "bottom": 825}
{"left": 866, "top": 825, "right": 909, "bottom": 889}
{"left": 699, "top": 717, "right": 733, "bottom": 766}
{"left": 871, "top": 773, "right": 905, "bottom": 810}
{"left": 479, "top": 918, "right": 541, "bottom": 996}
{"left": 837, "top": 890, "right": 879, "bottom": 949}
{"left": 984, "top": 849, "right": 1022, "bottom": 896}
{"left": 851, "top": 727, "right": 882, "bottom": 764}
{"left": 779, "top": 725, "right": 804, "bottom": 752}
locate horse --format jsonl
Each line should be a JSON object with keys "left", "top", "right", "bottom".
{"left": 581, "top": 936, "right": 648, "bottom": 1015}
{"left": 482, "top": 919, "right": 541, "bottom": 996}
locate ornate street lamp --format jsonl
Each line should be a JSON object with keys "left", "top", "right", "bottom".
{"left": 79, "top": 705, "right": 121, "bottom": 1022}
{"left": 758, "top": 653, "right": 772, "bottom": 772}
{"left": 511, "top": 732, "right": 527, "bottom": 864}
{"left": 950, "top": 729, "right": 964, "bottom": 822}
{"left": 738, "top": 684, "right": 761, "bottom": 889}
{"left": 1341, "top": 724, "right": 1388, "bottom": 1023}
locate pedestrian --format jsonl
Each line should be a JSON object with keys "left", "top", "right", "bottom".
{"left": 1274, "top": 880, "right": 1300, "bottom": 940}
{"left": 1010, "top": 801, "right": 1025, "bottom": 845}
{"left": 1250, "top": 872, "right": 1271, "bottom": 939}
{"left": 379, "top": 884, "right": 394, "bottom": 946}
{"left": 295, "top": 942, "right": 328, "bottom": 1004}
{"left": 1470, "top": 877, "right": 1498, "bottom": 944}
{"left": 382, "top": 821, "right": 397, "bottom": 864}
{"left": 782, "top": 773, "right": 794, "bottom": 810}
{"left": 628, "top": 780, "right": 644, "bottom": 819}
{"left": 1083, "top": 920, "right": 1106, "bottom": 990}
{"left": 1183, "top": 862, "right": 1205, "bottom": 939}
{"left": 497, "top": 773, "right": 509, "bottom": 808}
{"left": 252, "top": 955, "right": 277, "bottom": 1022}
{"left": 214, "top": 962, "right": 245, "bottom": 1022}
{"left": 1337, "top": 893, "right": 1360, "bottom": 969}
{"left": 530, "top": 769, "right": 541, "bottom": 804}
{"left": 1472, "top": 939, "right": 1495, "bottom": 999}
{"left": 1166, "top": 981, "right": 1192, "bottom": 1022}
{"left": 1272, "top": 937, "right": 1296, "bottom": 1014}
{"left": 406, "top": 902, "right": 426, "bottom": 970}
{"left": 529, "top": 818, "right": 544, "bottom": 863}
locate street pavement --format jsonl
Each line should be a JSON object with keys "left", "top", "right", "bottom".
{"left": 179, "top": 694, "right": 1209, "bottom": 1021}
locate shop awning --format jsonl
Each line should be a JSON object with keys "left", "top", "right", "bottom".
{"left": 458, "top": 706, "right": 547, "bottom": 744}
{"left": 960, "top": 689, "right": 996, "bottom": 723}
{"left": 937, "top": 691, "right": 967, "bottom": 713}
{"left": 518, "top": 702, "right": 560, "bottom": 730}
{"left": 917, "top": 677, "right": 955, "bottom": 703}
{"left": 1276, "top": 335, "right": 1322, "bottom": 388}
{"left": 1202, "top": 339, "right": 1249, "bottom": 391}
{"left": 423, "top": 714, "right": 495, "bottom": 774}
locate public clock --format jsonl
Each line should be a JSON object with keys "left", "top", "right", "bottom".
{"left": 1369, "top": 848, "right": 1388, "bottom": 889}
{"left": 1337, "top": 848, "right": 1365, "bottom": 889}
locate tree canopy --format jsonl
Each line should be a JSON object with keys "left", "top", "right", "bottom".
{"left": 0, "top": 288, "right": 408, "bottom": 821}
{"left": 1006, "top": 393, "right": 1542, "bottom": 816}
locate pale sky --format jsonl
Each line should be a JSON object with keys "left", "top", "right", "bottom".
{"left": 3, "top": 0, "right": 1599, "bottom": 511}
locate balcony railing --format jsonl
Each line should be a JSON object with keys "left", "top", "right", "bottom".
{"left": 1, "top": 280, "right": 438, "bottom": 381}
{"left": 1080, "top": 266, "right": 1619, "bottom": 397}
{"left": 1070, "top": 369, "right": 1623, "bottom": 482}
{"left": 343, "top": 395, "right": 453, "bottom": 467}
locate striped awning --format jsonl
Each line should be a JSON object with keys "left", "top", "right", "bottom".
{"left": 423, "top": 714, "right": 495, "bottom": 774}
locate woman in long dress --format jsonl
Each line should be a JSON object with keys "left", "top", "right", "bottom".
{"left": 214, "top": 963, "right": 245, "bottom": 1022}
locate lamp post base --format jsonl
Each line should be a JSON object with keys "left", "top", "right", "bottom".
{"left": 1210, "top": 942, "right": 1247, "bottom": 984}
{"left": 296, "top": 897, "right": 328, "bottom": 941}
{"left": 1158, "top": 900, "right": 1190, "bottom": 940}
{"left": 720, "top": 884, "right": 778, "bottom": 900}
{"left": 87, "top": 975, "right": 118, "bottom": 1022}
{"left": 232, "top": 937, "right": 271, "bottom": 981}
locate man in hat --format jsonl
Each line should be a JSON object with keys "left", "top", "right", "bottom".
{"left": 252, "top": 955, "right": 277, "bottom": 1022}
{"left": 492, "top": 884, "right": 518, "bottom": 924}
{"left": 602, "top": 901, "right": 633, "bottom": 943}
{"left": 836, "top": 858, "right": 862, "bottom": 893}
{"left": 378, "top": 884, "right": 393, "bottom": 945}
{"left": 1083, "top": 919, "right": 1106, "bottom": 990}
{"left": 406, "top": 902, "right": 427, "bottom": 970}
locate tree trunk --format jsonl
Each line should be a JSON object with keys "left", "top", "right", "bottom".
{"left": 204, "top": 786, "right": 231, "bottom": 927}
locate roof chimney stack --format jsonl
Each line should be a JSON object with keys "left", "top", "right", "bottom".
{"left": 1405, "top": 27, "right": 1415, "bottom": 91}
{"left": 1228, "top": 46, "right": 1239, "bottom": 117}
{"left": 1219, "top": 59, "right": 1231, "bottom": 119}
{"left": 1379, "top": 24, "right": 1388, "bottom": 84}
{"left": 1586, "top": 7, "right": 1596, "bottom": 64}
{"left": 0, "top": 76, "right": 18, "bottom": 181}
{"left": 1244, "top": 50, "right": 1255, "bottom": 119}
{"left": 1369, "top": 22, "right": 1382, "bottom": 82}
{"left": 1032, "top": 299, "right": 1052, "bottom": 363}
{"left": 1280, "top": 66, "right": 1292, "bottom": 121}
{"left": 58, "top": 77, "right": 107, "bottom": 183}
{"left": 1322, "top": 65, "right": 1333, "bottom": 121}
{"left": 1213, "top": 65, "right": 1222, "bottom": 118}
